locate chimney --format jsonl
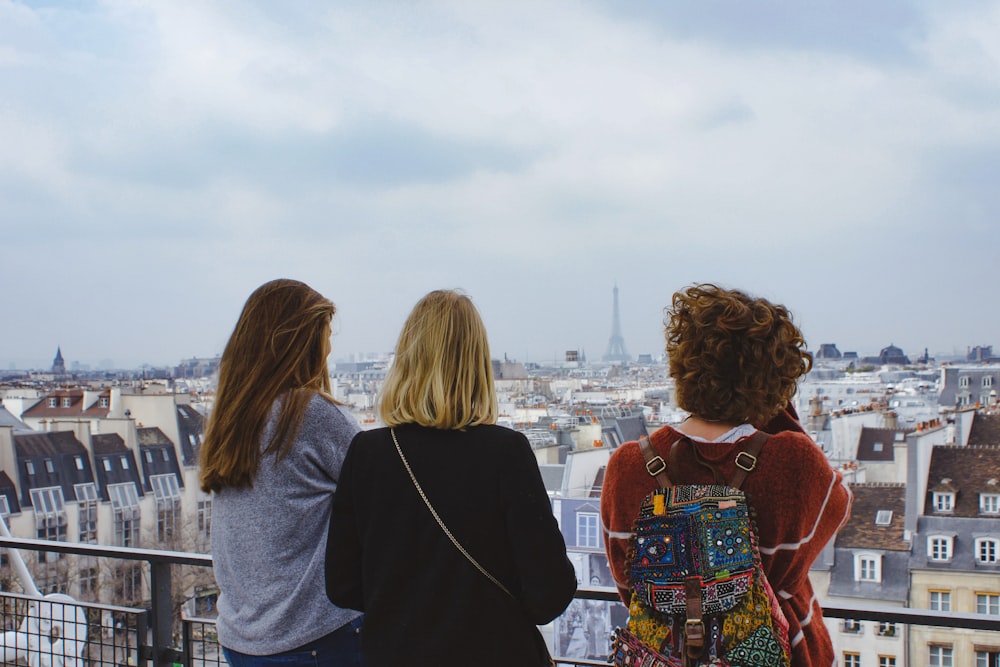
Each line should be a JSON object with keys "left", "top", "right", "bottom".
{"left": 883, "top": 411, "right": 898, "bottom": 430}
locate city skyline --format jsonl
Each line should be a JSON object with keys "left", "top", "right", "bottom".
{"left": 2, "top": 2, "right": 999, "bottom": 368}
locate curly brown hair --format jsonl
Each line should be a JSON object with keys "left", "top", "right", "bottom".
{"left": 665, "top": 283, "right": 813, "bottom": 426}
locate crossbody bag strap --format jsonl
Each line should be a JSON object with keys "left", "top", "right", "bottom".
{"left": 390, "top": 428, "right": 514, "bottom": 599}
{"left": 638, "top": 435, "right": 673, "bottom": 488}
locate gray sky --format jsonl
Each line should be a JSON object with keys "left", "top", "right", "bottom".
{"left": 2, "top": 1, "right": 999, "bottom": 369}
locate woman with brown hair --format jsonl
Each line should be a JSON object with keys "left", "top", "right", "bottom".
{"left": 601, "top": 283, "right": 852, "bottom": 667}
{"left": 201, "top": 279, "right": 362, "bottom": 667}
{"left": 325, "top": 289, "right": 577, "bottom": 666}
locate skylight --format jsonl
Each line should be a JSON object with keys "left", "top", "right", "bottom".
{"left": 875, "top": 510, "right": 893, "bottom": 526}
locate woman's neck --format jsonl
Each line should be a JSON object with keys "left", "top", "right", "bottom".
{"left": 676, "top": 415, "right": 743, "bottom": 441}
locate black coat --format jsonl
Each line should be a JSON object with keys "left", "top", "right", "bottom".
{"left": 326, "top": 423, "right": 577, "bottom": 666}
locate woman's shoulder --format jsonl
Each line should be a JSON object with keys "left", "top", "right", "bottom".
{"left": 301, "top": 393, "right": 360, "bottom": 433}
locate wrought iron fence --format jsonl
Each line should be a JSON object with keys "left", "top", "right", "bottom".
{"left": 1, "top": 536, "right": 999, "bottom": 667}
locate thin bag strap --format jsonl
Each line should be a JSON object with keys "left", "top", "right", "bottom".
{"left": 391, "top": 428, "right": 514, "bottom": 599}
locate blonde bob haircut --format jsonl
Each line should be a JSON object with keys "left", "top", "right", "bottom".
{"left": 379, "top": 290, "right": 498, "bottom": 429}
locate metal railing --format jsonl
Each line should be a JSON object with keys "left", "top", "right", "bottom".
{"left": 1, "top": 537, "right": 999, "bottom": 666}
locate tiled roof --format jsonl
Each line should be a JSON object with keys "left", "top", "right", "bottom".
{"left": 92, "top": 433, "right": 128, "bottom": 454}
{"left": 923, "top": 444, "right": 1000, "bottom": 516}
{"left": 856, "top": 427, "right": 902, "bottom": 461}
{"left": 836, "top": 483, "right": 908, "bottom": 552}
{"left": 13, "top": 431, "right": 87, "bottom": 457}
{"left": 968, "top": 413, "right": 1000, "bottom": 445}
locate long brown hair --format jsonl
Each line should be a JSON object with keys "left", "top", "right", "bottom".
{"left": 200, "top": 279, "right": 336, "bottom": 492}
{"left": 379, "top": 290, "right": 497, "bottom": 429}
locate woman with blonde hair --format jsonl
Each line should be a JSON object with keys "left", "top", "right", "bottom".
{"left": 326, "top": 289, "right": 576, "bottom": 666}
{"left": 201, "top": 278, "right": 362, "bottom": 667}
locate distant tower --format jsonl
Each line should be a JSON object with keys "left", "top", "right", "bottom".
{"left": 603, "top": 285, "right": 630, "bottom": 363}
{"left": 52, "top": 347, "right": 66, "bottom": 375}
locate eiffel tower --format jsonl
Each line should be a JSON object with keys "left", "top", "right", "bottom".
{"left": 603, "top": 285, "right": 630, "bottom": 363}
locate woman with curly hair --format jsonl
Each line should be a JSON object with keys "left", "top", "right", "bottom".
{"left": 601, "top": 284, "right": 852, "bottom": 667}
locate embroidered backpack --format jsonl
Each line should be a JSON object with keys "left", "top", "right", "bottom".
{"left": 610, "top": 433, "right": 791, "bottom": 667}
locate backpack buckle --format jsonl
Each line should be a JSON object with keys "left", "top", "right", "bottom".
{"left": 735, "top": 451, "right": 758, "bottom": 472}
{"left": 645, "top": 455, "right": 667, "bottom": 477}
{"left": 684, "top": 618, "right": 706, "bottom": 648}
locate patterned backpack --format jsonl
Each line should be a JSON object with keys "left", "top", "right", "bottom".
{"left": 610, "top": 433, "right": 791, "bottom": 667}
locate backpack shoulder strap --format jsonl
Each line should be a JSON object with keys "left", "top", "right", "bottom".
{"left": 637, "top": 435, "right": 673, "bottom": 488}
{"left": 727, "top": 431, "right": 769, "bottom": 490}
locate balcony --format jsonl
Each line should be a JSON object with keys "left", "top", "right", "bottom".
{"left": 0, "top": 537, "right": 998, "bottom": 667}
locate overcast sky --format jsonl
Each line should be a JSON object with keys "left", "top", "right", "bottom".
{"left": 2, "top": 1, "right": 999, "bottom": 370}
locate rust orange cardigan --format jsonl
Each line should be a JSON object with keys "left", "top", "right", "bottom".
{"left": 601, "top": 409, "right": 852, "bottom": 667}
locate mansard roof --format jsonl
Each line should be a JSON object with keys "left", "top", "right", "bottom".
{"left": 13, "top": 430, "right": 87, "bottom": 457}
{"left": 923, "top": 444, "right": 1000, "bottom": 516}
{"left": 92, "top": 432, "right": 128, "bottom": 454}
{"left": 137, "top": 427, "right": 173, "bottom": 447}
{"left": 856, "top": 427, "right": 902, "bottom": 461}
{"left": 0, "top": 405, "right": 31, "bottom": 433}
{"left": 836, "top": 483, "right": 908, "bottom": 552}
{"left": 968, "top": 413, "right": 1000, "bottom": 445}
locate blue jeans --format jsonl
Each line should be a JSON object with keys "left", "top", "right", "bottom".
{"left": 222, "top": 617, "right": 364, "bottom": 667}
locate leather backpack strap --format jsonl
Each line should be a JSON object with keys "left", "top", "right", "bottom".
{"left": 638, "top": 435, "right": 673, "bottom": 488}
{"left": 727, "top": 431, "right": 769, "bottom": 490}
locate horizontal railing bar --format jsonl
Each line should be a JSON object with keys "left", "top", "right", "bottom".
{"left": 573, "top": 587, "right": 1000, "bottom": 632}
{"left": 0, "top": 535, "right": 213, "bottom": 567}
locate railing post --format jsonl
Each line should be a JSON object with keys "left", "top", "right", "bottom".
{"left": 150, "top": 560, "right": 174, "bottom": 667}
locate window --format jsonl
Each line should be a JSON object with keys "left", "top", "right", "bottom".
{"left": 74, "top": 483, "right": 99, "bottom": 544}
{"left": 576, "top": 512, "right": 600, "bottom": 549}
{"left": 879, "top": 657, "right": 896, "bottom": 667}
{"left": 877, "top": 622, "right": 897, "bottom": 637}
{"left": 151, "top": 474, "right": 181, "bottom": 543}
{"left": 856, "top": 553, "right": 881, "bottom": 582}
{"left": 47, "top": 398, "right": 57, "bottom": 408}
{"left": 99, "top": 397, "right": 109, "bottom": 408}
{"left": 873, "top": 442, "right": 884, "bottom": 452}
{"left": 78, "top": 565, "right": 98, "bottom": 598}
{"left": 44, "top": 459, "right": 54, "bottom": 473}
{"left": 844, "top": 652, "right": 860, "bottom": 667}
{"left": 960, "top": 376, "right": 970, "bottom": 388}
{"left": 977, "top": 538, "right": 1000, "bottom": 564}
{"left": 982, "top": 494, "right": 1000, "bottom": 515}
{"left": 108, "top": 482, "right": 141, "bottom": 548}
{"left": 162, "top": 449, "right": 170, "bottom": 462}
{"left": 102, "top": 459, "right": 112, "bottom": 472}
{"left": 145, "top": 451, "right": 153, "bottom": 463}
{"left": 933, "top": 492, "right": 955, "bottom": 513}
{"left": 842, "top": 619, "right": 862, "bottom": 633}
{"left": 977, "top": 593, "right": 1000, "bottom": 615}
{"left": 929, "top": 590, "right": 952, "bottom": 612}
{"left": 929, "top": 536, "right": 953, "bottom": 561}
{"left": 976, "top": 650, "right": 1000, "bottom": 667}
{"left": 74, "top": 456, "right": 84, "bottom": 471}
{"left": 875, "top": 510, "right": 893, "bottom": 526}
{"left": 26, "top": 461, "right": 35, "bottom": 475}
{"left": 120, "top": 456, "right": 129, "bottom": 470}
{"left": 114, "top": 562, "right": 143, "bottom": 605}
{"left": 985, "top": 376, "right": 995, "bottom": 387}
{"left": 197, "top": 497, "right": 212, "bottom": 545}
{"left": 61, "top": 397, "right": 71, "bottom": 408}
{"left": 0, "top": 496, "right": 10, "bottom": 519}
{"left": 29, "top": 487, "right": 68, "bottom": 562}
{"left": 929, "top": 645, "right": 953, "bottom": 667}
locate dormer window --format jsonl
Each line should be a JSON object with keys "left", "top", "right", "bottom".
{"left": 933, "top": 492, "right": 955, "bottom": 513}
{"left": 928, "top": 535, "right": 953, "bottom": 562}
{"left": 960, "top": 376, "right": 970, "bottom": 387}
{"left": 99, "top": 397, "right": 109, "bottom": 408}
{"left": 982, "top": 493, "right": 1000, "bottom": 515}
{"left": 61, "top": 397, "right": 71, "bottom": 408}
{"left": 985, "top": 376, "right": 995, "bottom": 387}
{"left": 976, "top": 538, "right": 1000, "bottom": 564}
{"left": 121, "top": 456, "right": 129, "bottom": 470}
{"left": 875, "top": 510, "right": 893, "bottom": 526}
{"left": 855, "top": 552, "right": 882, "bottom": 583}
{"left": 873, "top": 442, "right": 884, "bottom": 452}
{"left": 47, "top": 397, "right": 57, "bottom": 408}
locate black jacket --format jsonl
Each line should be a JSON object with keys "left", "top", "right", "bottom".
{"left": 326, "top": 423, "right": 577, "bottom": 666}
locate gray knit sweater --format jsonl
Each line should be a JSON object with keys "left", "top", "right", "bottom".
{"left": 212, "top": 393, "right": 362, "bottom": 654}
